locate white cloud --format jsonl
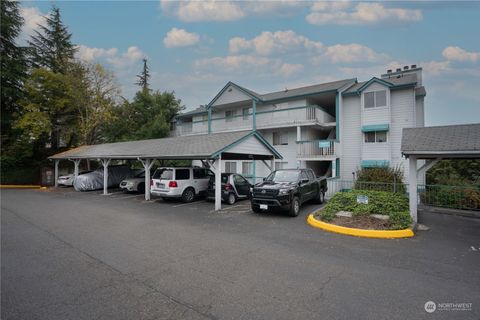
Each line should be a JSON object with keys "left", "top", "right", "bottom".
{"left": 160, "top": 0, "right": 305, "bottom": 22}
{"left": 106, "top": 46, "right": 144, "bottom": 68}
{"left": 161, "top": 0, "right": 244, "bottom": 22}
{"left": 19, "top": 7, "right": 45, "bottom": 44}
{"left": 195, "top": 55, "right": 273, "bottom": 72}
{"left": 229, "top": 30, "right": 323, "bottom": 56}
{"left": 164, "top": 28, "right": 200, "bottom": 48}
{"left": 277, "top": 63, "right": 304, "bottom": 77}
{"left": 306, "top": 2, "right": 422, "bottom": 25}
{"left": 76, "top": 45, "right": 118, "bottom": 62}
{"left": 322, "top": 43, "right": 388, "bottom": 64}
{"left": 75, "top": 45, "right": 145, "bottom": 70}
{"left": 442, "top": 46, "right": 479, "bottom": 63}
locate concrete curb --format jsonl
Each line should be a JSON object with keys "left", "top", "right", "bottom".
{"left": 0, "top": 185, "right": 43, "bottom": 189}
{"left": 307, "top": 214, "right": 414, "bottom": 239}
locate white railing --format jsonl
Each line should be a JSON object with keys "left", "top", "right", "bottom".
{"left": 297, "top": 140, "right": 337, "bottom": 158}
{"left": 171, "top": 105, "right": 336, "bottom": 136}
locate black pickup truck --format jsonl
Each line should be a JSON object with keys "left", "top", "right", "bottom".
{"left": 251, "top": 169, "right": 328, "bottom": 217}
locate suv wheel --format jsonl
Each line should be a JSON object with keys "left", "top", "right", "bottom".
{"left": 251, "top": 204, "right": 261, "bottom": 213}
{"left": 316, "top": 190, "right": 325, "bottom": 204}
{"left": 181, "top": 188, "right": 195, "bottom": 203}
{"left": 288, "top": 197, "right": 300, "bottom": 217}
{"left": 227, "top": 193, "right": 236, "bottom": 205}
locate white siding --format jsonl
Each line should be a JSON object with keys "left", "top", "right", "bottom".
{"left": 227, "top": 136, "right": 272, "bottom": 155}
{"left": 212, "top": 85, "right": 251, "bottom": 106}
{"left": 362, "top": 82, "right": 391, "bottom": 126}
{"left": 415, "top": 97, "right": 424, "bottom": 127}
{"left": 390, "top": 88, "right": 415, "bottom": 180}
{"left": 340, "top": 96, "right": 361, "bottom": 178}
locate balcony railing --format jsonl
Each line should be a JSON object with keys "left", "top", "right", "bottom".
{"left": 297, "top": 140, "right": 337, "bottom": 158}
{"left": 170, "top": 105, "right": 335, "bottom": 136}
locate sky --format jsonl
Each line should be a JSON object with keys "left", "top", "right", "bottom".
{"left": 19, "top": 1, "right": 480, "bottom": 126}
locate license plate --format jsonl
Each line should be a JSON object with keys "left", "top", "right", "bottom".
{"left": 157, "top": 183, "right": 165, "bottom": 188}
{"left": 260, "top": 204, "right": 268, "bottom": 210}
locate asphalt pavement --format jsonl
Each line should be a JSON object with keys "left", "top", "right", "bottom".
{"left": 1, "top": 188, "right": 479, "bottom": 320}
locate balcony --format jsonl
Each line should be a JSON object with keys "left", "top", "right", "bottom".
{"left": 297, "top": 140, "right": 338, "bottom": 160}
{"left": 170, "top": 105, "right": 336, "bottom": 137}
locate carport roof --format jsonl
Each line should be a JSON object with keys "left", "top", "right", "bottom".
{"left": 49, "top": 130, "right": 282, "bottom": 160}
{"left": 401, "top": 123, "right": 480, "bottom": 158}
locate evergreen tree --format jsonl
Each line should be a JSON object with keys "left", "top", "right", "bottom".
{"left": 0, "top": 0, "right": 28, "bottom": 144}
{"left": 28, "top": 5, "right": 76, "bottom": 73}
{"left": 136, "top": 58, "right": 150, "bottom": 92}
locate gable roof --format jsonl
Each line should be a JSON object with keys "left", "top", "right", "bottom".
{"left": 49, "top": 130, "right": 282, "bottom": 160}
{"left": 343, "top": 73, "right": 417, "bottom": 96}
{"left": 401, "top": 123, "right": 480, "bottom": 158}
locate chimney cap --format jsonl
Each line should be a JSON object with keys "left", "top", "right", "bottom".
{"left": 404, "top": 65, "right": 409, "bottom": 70}
{"left": 396, "top": 68, "right": 401, "bottom": 72}
{"left": 411, "top": 64, "right": 417, "bottom": 69}
{"left": 387, "top": 69, "right": 392, "bottom": 73}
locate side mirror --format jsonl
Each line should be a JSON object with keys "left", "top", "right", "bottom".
{"left": 300, "top": 178, "right": 309, "bottom": 185}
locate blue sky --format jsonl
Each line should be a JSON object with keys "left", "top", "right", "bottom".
{"left": 20, "top": 1, "right": 480, "bottom": 126}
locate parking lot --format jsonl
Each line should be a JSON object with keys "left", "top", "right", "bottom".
{"left": 2, "top": 188, "right": 480, "bottom": 320}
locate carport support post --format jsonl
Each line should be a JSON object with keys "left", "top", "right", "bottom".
{"left": 54, "top": 160, "right": 59, "bottom": 188}
{"left": 72, "top": 159, "right": 81, "bottom": 177}
{"left": 139, "top": 158, "right": 155, "bottom": 201}
{"left": 100, "top": 158, "right": 111, "bottom": 195}
{"left": 215, "top": 154, "right": 222, "bottom": 211}
{"left": 408, "top": 156, "right": 418, "bottom": 224}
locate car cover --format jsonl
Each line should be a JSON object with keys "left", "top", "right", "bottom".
{"left": 73, "top": 166, "right": 134, "bottom": 191}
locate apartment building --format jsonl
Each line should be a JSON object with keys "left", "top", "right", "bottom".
{"left": 171, "top": 65, "right": 426, "bottom": 183}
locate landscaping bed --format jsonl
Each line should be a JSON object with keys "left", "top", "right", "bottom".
{"left": 314, "top": 190, "right": 412, "bottom": 230}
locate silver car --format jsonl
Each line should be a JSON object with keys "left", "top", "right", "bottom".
{"left": 57, "top": 171, "right": 92, "bottom": 187}
{"left": 119, "top": 169, "right": 153, "bottom": 193}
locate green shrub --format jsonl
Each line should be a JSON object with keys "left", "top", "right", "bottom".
{"left": 318, "top": 190, "right": 412, "bottom": 230}
{"left": 419, "top": 185, "right": 480, "bottom": 210}
{"left": 354, "top": 166, "right": 406, "bottom": 193}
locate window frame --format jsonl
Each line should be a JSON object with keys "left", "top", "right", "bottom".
{"left": 364, "top": 131, "right": 388, "bottom": 143}
{"left": 225, "top": 110, "right": 235, "bottom": 122}
{"left": 364, "top": 89, "right": 387, "bottom": 109}
{"left": 242, "top": 161, "right": 252, "bottom": 175}
{"left": 242, "top": 107, "right": 251, "bottom": 120}
{"left": 272, "top": 132, "right": 288, "bottom": 146}
{"left": 225, "top": 161, "right": 237, "bottom": 173}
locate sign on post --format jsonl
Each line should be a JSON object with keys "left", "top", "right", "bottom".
{"left": 357, "top": 195, "right": 369, "bottom": 204}
{"left": 319, "top": 141, "right": 331, "bottom": 148}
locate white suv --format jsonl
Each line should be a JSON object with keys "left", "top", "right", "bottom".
{"left": 150, "top": 167, "right": 214, "bottom": 202}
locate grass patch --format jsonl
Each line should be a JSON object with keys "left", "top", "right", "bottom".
{"left": 317, "top": 190, "right": 412, "bottom": 230}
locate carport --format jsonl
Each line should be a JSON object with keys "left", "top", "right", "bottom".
{"left": 401, "top": 123, "right": 480, "bottom": 223}
{"left": 49, "top": 130, "right": 282, "bottom": 211}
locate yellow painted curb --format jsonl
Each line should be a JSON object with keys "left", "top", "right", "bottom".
{"left": 0, "top": 185, "right": 42, "bottom": 189}
{"left": 307, "top": 214, "right": 414, "bottom": 239}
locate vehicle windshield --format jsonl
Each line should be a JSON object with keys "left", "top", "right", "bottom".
{"left": 265, "top": 170, "right": 299, "bottom": 183}
{"left": 152, "top": 168, "right": 173, "bottom": 180}
{"left": 135, "top": 171, "right": 145, "bottom": 178}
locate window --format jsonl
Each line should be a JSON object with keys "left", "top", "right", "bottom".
{"left": 364, "top": 90, "right": 387, "bottom": 108}
{"left": 193, "top": 168, "right": 206, "bottom": 179}
{"left": 234, "top": 175, "right": 248, "bottom": 184}
{"left": 225, "top": 161, "right": 237, "bottom": 173}
{"left": 175, "top": 169, "right": 190, "bottom": 180}
{"left": 275, "top": 162, "right": 288, "bottom": 170}
{"left": 242, "top": 162, "right": 252, "bottom": 175}
{"left": 273, "top": 132, "right": 288, "bottom": 145}
{"left": 153, "top": 169, "right": 173, "bottom": 180}
{"left": 365, "top": 131, "right": 387, "bottom": 143}
{"left": 242, "top": 107, "right": 251, "bottom": 120}
{"left": 306, "top": 170, "right": 315, "bottom": 181}
{"left": 225, "top": 110, "right": 235, "bottom": 122}
{"left": 300, "top": 171, "right": 309, "bottom": 181}
{"left": 201, "top": 114, "right": 208, "bottom": 122}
